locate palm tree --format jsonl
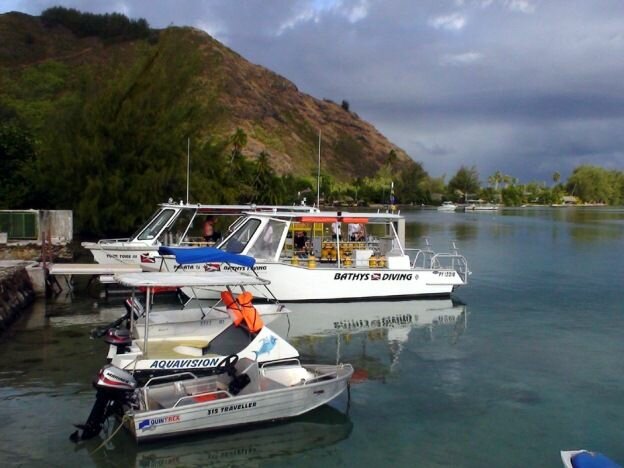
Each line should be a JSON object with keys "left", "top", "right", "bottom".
{"left": 386, "top": 149, "right": 398, "bottom": 167}
{"left": 230, "top": 128, "right": 247, "bottom": 163}
{"left": 552, "top": 171, "right": 561, "bottom": 186}
{"left": 488, "top": 171, "right": 503, "bottom": 191}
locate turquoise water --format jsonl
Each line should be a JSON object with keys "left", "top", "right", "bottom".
{"left": 1, "top": 207, "right": 623, "bottom": 467}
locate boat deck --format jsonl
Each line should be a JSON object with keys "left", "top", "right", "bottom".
{"left": 48, "top": 263, "right": 142, "bottom": 275}
{"left": 137, "top": 324, "right": 255, "bottom": 360}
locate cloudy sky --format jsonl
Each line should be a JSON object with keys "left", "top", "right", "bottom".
{"left": 4, "top": 0, "right": 624, "bottom": 182}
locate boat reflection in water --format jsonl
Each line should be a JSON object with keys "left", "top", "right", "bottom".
{"left": 87, "top": 405, "right": 352, "bottom": 467}
{"left": 272, "top": 298, "right": 468, "bottom": 382}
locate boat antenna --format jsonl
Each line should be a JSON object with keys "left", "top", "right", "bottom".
{"left": 186, "top": 137, "right": 190, "bottom": 204}
{"left": 317, "top": 129, "right": 321, "bottom": 207}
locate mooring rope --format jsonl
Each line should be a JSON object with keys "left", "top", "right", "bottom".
{"left": 90, "top": 414, "right": 131, "bottom": 454}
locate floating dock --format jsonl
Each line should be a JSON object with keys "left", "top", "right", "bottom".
{"left": 48, "top": 263, "right": 143, "bottom": 293}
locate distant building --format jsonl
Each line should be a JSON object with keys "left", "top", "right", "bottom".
{"left": 0, "top": 210, "right": 72, "bottom": 245}
{"left": 562, "top": 196, "right": 578, "bottom": 205}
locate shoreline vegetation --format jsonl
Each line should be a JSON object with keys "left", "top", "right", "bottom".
{"left": 1, "top": 7, "right": 623, "bottom": 237}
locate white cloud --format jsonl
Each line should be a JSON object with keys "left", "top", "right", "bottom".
{"left": 113, "top": 1, "right": 130, "bottom": 16}
{"left": 276, "top": 7, "right": 320, "bottom": 35}
{"left": 275, "top": 0, "right": 369, "bottom": 35}
{"left": 440, "top": 51, "right": 484, "bottom": 65}
{"left": 428, "top": 12, "right": 467, "bottom": 31}
{"left": 195, "top": 19, "right": 227, "bottom": 40}
{"left": 505, "top": 0, "right": 536, "bottom": 14}
{"left": 472, "top": 0, "right": 535, "bottom": 13}
{"left": 344, "top": 0, "right": 369, "bottom": 23}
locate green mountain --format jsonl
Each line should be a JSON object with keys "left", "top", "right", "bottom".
{"left": 0, "top": 9, "right": 427, "bottom": 234}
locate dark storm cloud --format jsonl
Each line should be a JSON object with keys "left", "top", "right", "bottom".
{"left": 4, "top": 0, "right": 624, "bottom": 181}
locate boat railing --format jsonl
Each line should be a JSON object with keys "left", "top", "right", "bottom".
{"left": 143, "top": 372, "right": 199, "bottom": 387}
{"left": 405, "top": 248, "right": 436, "bottom": 269}
{"left": 97, "top": 238, "right": 130, "bottom": 245}
{"left": 259, "top": 358, "right": 301, "bottom": 369}
{"left": 172, "top": 389, "right": 231, "bottom": 408}
{"left": 430, "top": 252, "right": 470, "bottom": 284}
{"left": 303, "top": 369, "right": 339, "bottom": 385}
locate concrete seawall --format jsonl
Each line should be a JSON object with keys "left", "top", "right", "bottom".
{"left": 0, "top": 266, "right": 35, "bottom": 332}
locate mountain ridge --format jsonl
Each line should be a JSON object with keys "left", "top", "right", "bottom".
{"left": 0, "top": 11, "right": 417, "bottom": 181}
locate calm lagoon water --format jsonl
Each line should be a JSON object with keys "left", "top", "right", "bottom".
{"left": 1, "top": 207, "right": 623, "bottom": 467}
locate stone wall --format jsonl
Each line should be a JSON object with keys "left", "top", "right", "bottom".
{"left": 0, "top": 243, "right": 73, "bottom": 262}
{"left": 0, "top": 266, "right": 35, "bottom": 332}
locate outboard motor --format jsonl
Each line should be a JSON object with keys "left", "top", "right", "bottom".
{"left": 70, "top": 365, "right": 137, "bottom": 442}
{"left": 90, "top": 297, "right": 143, "bottom": 339}
{"left": 103, "top": 328, "right": 132, "bottom": 354}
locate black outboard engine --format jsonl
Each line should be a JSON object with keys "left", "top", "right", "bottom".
{"left": 90, "top": 297, "right": 143, "bottom": 339}
{"left": 70, "top": 365, "right": 137, "bottom": 442}
{"left": 103, "top": 328, "right": 132, "bottom": 354}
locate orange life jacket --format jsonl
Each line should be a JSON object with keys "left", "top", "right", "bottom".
{"left": 237, "top": 291, "right": 264, "bottom": 333}
{"left": 220, "top": 290, "right": 243, "bottom": 326}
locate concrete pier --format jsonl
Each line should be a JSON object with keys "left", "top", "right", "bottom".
{"left": 0, "top": 263, "right": 35, "bottom": 332}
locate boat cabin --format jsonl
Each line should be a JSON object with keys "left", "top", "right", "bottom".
{"left": 101, "top": 202, "right": 319, "bottom": 248}
{"left": 217, "top": 211, "right": 408, "bottom": 268}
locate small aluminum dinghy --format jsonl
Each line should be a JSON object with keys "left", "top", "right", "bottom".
{"left": 73, "top": 356, "right": 352, "bottom": 442}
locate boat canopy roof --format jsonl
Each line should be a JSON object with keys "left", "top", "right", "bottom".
{"left": 157, "top": 202, "right": 318, "bottom": 214}
{"left": 242, "top": 211, "right": 404, "bottom": 222}
{"left": 114, "top": 271, "right": 270, "bottom": 288}
{"left": 159, "top": 246, "right": 256, "bottom": 268}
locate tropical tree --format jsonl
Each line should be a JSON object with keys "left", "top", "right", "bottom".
{"left": 230, "top": 127, "right": 247, "bottom": 163}
{"left": 488, "top": 170, "right": 503, "bottom": 191}
{"left": 251, "top": 151, "right": 284, "bottom": 205}
{"left": 552, "top": 171, "right": 561, "bottom": 186}
{"left": 566, "top": 165, "right": 615, "bottom": 203}
{"left": 386, "top": 149, "right": 398, "bottom": 167}
{"left": 0, "top": 114, "right": 36, "bottom": 208}
{"left": 448, "top": 165, "right": 480, "bottom": 201}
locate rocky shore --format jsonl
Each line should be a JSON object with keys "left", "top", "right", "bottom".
{"left": 0, "top": 265, "right": 35, "bottom": 333}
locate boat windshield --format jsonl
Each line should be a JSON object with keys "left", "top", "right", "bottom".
{"left": 136, "top": 209, "right": 176, "bottom": 241}
{"left": 221, "top": 218, "right": 261, "bottom": 253}
{"left": 247, "top": 219, "right": 288, "bottom": 260}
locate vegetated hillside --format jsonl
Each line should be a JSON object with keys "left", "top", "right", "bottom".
{"left": 0, "top": 9, "right": 430, "bottom": 235}
{"left": 0, "top": 10, "right": 414, "bottom": 180}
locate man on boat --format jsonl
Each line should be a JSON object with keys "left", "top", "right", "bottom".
{"left": 348, "top": 223, "right": 365, "bottom": 241}
{"left": 202, "top": 217, "right": 222, "bottom": 244}
{"left": 294, "top": 230, "right": 311, "bottom": 257}
{"left": 332, "top": 222, "right": 342, "bottom": 240}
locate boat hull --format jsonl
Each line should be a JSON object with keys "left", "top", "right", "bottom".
{"left": 128, "top": 364, "right": 353, "bottom": 442}
{"left": 82, "top": 242, "right": 159, "bottom": 265}
{"left": 173, "top": 262, "right": 464, "bottom": 301}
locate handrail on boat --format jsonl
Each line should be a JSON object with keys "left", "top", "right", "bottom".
{"left": 303, "top": 370, "right": 338, "bottom": 385}
{"left": 97, "top": 238, "right": 131, "bottom": 245}
{"left": 404, "top": 247, "right": 435, "bottom": 269}
{"left": 430, "top": 252, "right": 470, "bottom": 284}
{"left": 143, "top": 372, "right": 198, "bottom": 387}
{"left": 173, "top": 389, "right": 231, "bottom": 408}
{"left": 259, "top": 358, "right": 301, "bottom": 369}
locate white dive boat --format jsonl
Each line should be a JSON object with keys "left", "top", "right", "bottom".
{"left": 103, "top": 271, "right": 297, "bottom": 380}
{"left": 71, "top": 272, "right": 353, "bottom": 443}
{"left": 437, "top": 201, "right": 457, "bottom": 212}
{"left": 155, "top": 210, "right": 470, "bottom": 301}
{"left": 561, "top": 450, "right": 621, "bottom": 468}
{"left": 82, "top": 202, "right": 318, "bottom": 265}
